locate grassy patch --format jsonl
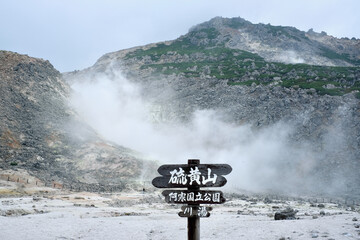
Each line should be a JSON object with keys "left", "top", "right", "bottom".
{"left": 356, "top": 92, "right": 360, "bottom": 99}
{"left": 281, "top": 79, "right": 345, "bottom": 96}
{"left": 188, "top": 27, "right": 220, "bottom": 40}
{"left": 228, "top": 80, "right": 259, "bottom": 86}
{"left": 320, "top": 47, "right": 360, "bottom": 65}
{"left": 224, "top": 18, "right": 247, "bottom": 29}
{"left": 265, "top": 25, "right": 302, "bottom": 41}
{"left": 0, "top": 188, "right": 21, "bottom": 196}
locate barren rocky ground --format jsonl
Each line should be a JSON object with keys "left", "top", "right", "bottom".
{"left": 0, "top": 180, "right": 359, "bottom": 240}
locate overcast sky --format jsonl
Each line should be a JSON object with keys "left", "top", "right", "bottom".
{"left": 1, "top": 0, "right": 359, "bottom": 72}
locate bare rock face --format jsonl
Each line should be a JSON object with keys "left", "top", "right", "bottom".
{"left": 0, "top": 51, "right": 154, "bottom": 191}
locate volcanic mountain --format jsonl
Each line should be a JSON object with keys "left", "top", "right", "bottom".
{"left": 1, "top": 16, "right": 359, "bottom": 198}
{"left": 65, "top": 17, "right": 360, "bottom": 197}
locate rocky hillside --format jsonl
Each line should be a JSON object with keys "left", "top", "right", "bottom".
{"left": 66, "top": 17, "right": 360, "bottom": 197}
{"left": 74, "top": 17, "right": 360, "bottom": 98}
{"left": 0, "top": 51, "right": 154, "bottom": 191}
{"left": 192, "top": 17, "right": 360, "bottom": 66}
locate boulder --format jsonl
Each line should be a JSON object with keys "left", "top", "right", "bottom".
{"left": 274, "top": 207, "right": 298, "bottom": 220}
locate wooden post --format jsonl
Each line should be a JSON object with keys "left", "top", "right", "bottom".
{"left": 188, "top": 214, "right": 200, "bottom": 240}
{"left": 187, "top": 159, "right": 200, "bottom": 240}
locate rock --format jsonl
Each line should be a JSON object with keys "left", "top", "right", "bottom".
{"left": 264, "top": 197, "right": 272, "bottom": 204}
{"left": 346, "top": 207, "right": 355, "bottom": 211}
{"left": 32, "top": 197, "right": 41, "bottom": 201}
{"left": 1, "top": 209, "right": 31, "bottom": 217}
{"left": 323, "top": 84, "right": 336, "bottom": 89}
{"left": 310, "top": 230, "right": 319, "bottom": 238}
{"left": 321, "top": 232, "right": 329, "bottom": 238}
{"left": 274, "top": 207, "right": 298, "bottom": 220}
{"left": 353, "top": 217, "right": 358, "bottom": 221}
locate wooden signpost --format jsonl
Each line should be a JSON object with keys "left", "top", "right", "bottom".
{"left": 152, "top": 159, "right": 232, "bottom": 240}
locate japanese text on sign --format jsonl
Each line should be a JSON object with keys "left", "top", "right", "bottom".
{"left": 168, "top": 191, "right": 221, "bottom": 203}
{"left": 183, "top": 206, "right": 209, "bottom": 217}
{"left": 169, "top": 167, "right": 217, "bottom": 186}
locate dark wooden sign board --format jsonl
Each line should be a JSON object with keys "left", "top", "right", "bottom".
{"left": 152, "top": 163, "right": 232, "bottom": 188}
{"left": 152, "top": 175, "right": 228, "bottom": 188}
{"left": 179, "top": 206, "right": 213, "bottom": 218}
{"left": 152, "top": 159, "right": 232, "bottom": 240}
{"left": 162, "top": 190, "right": 225, "bottom": 204}
{"left": 157, "top": 164, "right": 232, "bottom": 176}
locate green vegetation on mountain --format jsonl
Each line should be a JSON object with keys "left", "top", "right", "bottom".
{"left": 122, "top": 17, "right": 360, "bottom": 98}
{"left": 125, "top": 37, "right": 360, "bottom": 98}
{"left": 319, "top": 47, "right": 360, "bottom": 65}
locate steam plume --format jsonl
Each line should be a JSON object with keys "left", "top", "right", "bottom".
{"left": 69, "top": 69, "right": 356, "bottom": 197}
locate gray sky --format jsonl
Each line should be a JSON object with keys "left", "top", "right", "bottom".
{"left": 1, "top": 0, "right": 359, "bottom": 72}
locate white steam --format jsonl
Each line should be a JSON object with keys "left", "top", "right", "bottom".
{"left": 275, "top": 50, "right": 305, "bottom": 64}
{"left": 69, "top": 70, "right": 348, "bottom": 195}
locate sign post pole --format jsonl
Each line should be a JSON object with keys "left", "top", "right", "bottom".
{"left": 188, "top": 212, "right": 200, "bottom": 240}
{"left": 187, "top": 159, "right": 200, "bottom": 240}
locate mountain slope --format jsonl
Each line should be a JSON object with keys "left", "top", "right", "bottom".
{"left": 80, "top": 17, "right": 360, "bottom": 99}
{"left": 191, "top": 17, "right": 360, "bottom": 66}
{"left": 66, "top": 17, "right": 360, "bottom": 197}
{"left": 0, "top": 51, "right": 153, "bottom": 191}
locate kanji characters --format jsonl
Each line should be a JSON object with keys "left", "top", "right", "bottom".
{"left": 195, "top": 192, "right": 203, "bottom": 201}
{"left": 187, "top": 192, "right": 195, "bottom": 201}
{"left": 202, "top": 168, "right": 217, "bottom": 184}
{"left": 178, "top": 192, "right": 186, "bottom": 202}
{"left": 212, "top": 192, "right": 220, "bottom": 202}
{"left": 183, "top": 207, "right": 193, "bottom": 215}
{"left": 182, "top": 206, "right": 209, "bottom": 217}
{"left": 168, "top": 167, "right": 187, "bottom": 185}
{"left": 188, "top": 167, "right": 201, "bottom": 185}
{"left": 168, "top": 192, "right": 177, "bottom": 201}
{"left": 168, "top": 167, "right": 219, "bottom": 186}
{"left": 203, "top": 192, "right": 211, "bottom": 201}
{"left": 197, "top": 206, "right": 208, "bottom": 217}
{"left": 166, "top": 191, "right": 221, "bottom": 203}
